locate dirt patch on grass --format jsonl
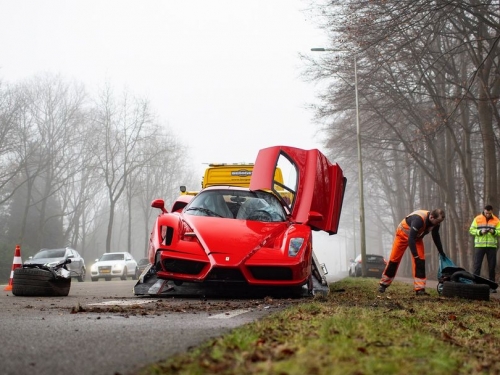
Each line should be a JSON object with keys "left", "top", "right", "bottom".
{"left": 70, "top": 295, "right": 307, "bottom": 316}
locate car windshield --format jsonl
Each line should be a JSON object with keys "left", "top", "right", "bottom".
{"left": 100, "top": 253, "right": 124, "bottom": 261}
{"left": 185, "top": 189, "right": 286, "bottom": 222}
{"left": 33, "top": 249, "right": 66, "bottom": 259}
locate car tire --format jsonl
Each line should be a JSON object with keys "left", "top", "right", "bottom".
{"left": 121, "top": 268, "right": 128, "bottom": 280}
{"left": 12, "top": 268, "right": 71, "bottom": 297}
{"left": 77, "top": 268, "right": 86, "bottom": 282}
{"left": 450, "top": 270, "right": 476, "bottom": 283}
{"left": 312, "top": 277, "right": 329, "bottom": 297}
{"left": 442, "top": 281, "right": 490, "bottom": 301}
{"left": 132, "top": 267, "right": 139, "bottom": 280}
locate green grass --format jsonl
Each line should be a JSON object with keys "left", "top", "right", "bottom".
{"left": 136, "top": 278, "right": 500, "bottom": 375}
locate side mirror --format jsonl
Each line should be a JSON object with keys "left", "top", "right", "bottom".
{"left": 180, "top": 186, "right": 187, "bottom": 193}
{"left": 151, "top": 199, "right": 167, "bottom": 213}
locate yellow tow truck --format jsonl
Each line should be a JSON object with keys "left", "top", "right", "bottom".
{"left": 180, "top": 163, "right": 284, "bottom": 195}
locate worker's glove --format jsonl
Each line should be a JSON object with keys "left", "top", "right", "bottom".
{"left": 490, "top": 228, "right": 496, "bottom": 235}
{"left": 481, "top": 229, "right": 488, "bottom": 235}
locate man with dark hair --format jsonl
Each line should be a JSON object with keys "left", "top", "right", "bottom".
{"left": 378, "top": 209, "right": 446, "bottom": 296}
{"left": 469, "top": 205, "right": 500, "bottom": 292}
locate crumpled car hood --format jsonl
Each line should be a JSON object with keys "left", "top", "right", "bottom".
{"left": 25, "top": 257, "right": 64, "bottom": 265}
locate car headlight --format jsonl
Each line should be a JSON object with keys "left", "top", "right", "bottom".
{"left": 91, "top": 264, "right": 97, "bottom": 272}
{"left": 288, "top": 238, "right": 305, "bottom": 257}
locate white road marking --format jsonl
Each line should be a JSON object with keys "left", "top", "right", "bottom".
{"left": 88, "top": 300, "right": 155, "bottom": 306}
{"left": 208, "top": 309, "right": 251, "bottom": 319}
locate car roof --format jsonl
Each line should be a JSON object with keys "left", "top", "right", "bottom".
{"left": 202, "top": 186, "right": 249, "bottom": 192}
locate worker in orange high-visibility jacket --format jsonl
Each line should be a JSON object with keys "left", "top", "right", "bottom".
{"left": 378, "top": 209, "right": 446, "bottom": 296}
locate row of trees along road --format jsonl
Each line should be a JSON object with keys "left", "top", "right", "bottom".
{"left": 0, "top": 74, "right": 198, "bottom": 282}
{"left": 303, "top": 1, "right": 500, "bottom": 278}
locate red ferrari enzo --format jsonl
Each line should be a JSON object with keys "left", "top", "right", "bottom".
{"left": 134, "top": 146, "right": 346, "bottom": 297}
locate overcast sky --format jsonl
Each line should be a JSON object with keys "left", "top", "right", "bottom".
{"left": 0, "top": 0, "right": 329, "bottom": 177}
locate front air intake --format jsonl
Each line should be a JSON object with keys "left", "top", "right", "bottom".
{"left": 205, "top": 267, "right": 246, "bottom": 282}
{"left": 248, "top": 266, "right": 293, "bottom": 280}
{"left": 163, "top": 258, "right": 206, "bottom": 275}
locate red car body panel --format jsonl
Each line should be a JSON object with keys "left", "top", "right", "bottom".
{"left": 250, "top": 146, "right": 346, "bottom": 234}
{"left": 146, "top": 146, "right": 345, "bottom": 289}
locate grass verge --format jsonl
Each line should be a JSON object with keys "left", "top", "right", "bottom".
{"left": 136, "top": 278, "right": 500, "bottom": 375}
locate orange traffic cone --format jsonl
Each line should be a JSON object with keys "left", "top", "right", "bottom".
{"left": 4, "top": 245, "right": 22, "bottom": 291}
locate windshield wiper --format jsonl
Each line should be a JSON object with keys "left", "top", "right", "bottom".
{"left": 186, "top": 207, "right": 223, "bottom": 218}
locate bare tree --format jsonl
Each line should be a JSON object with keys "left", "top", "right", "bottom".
{"left": 0, "top": 81, "right": 26, "bottom": 205}
{"left": 304, "top": 0, "right": 500, "bottom": 275}
{"left": 0, "top": 73, "right": 199, "bottom": 283}
{"left": 89, "top": 85, "right": 157, "bottom": 253}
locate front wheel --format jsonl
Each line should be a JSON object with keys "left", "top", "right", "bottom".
{"left": 442, "top": 281, "right": 490, "bottom": 301}
{"left": 121, "top": 268, "right": 128, "bottom": 280}
{"left": 12, "top": 268, "right": 71, "bottom": 296}
{"left": 77, "top": 268, "right": 86, "bottom": 282}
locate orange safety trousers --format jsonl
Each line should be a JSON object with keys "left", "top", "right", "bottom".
{"left": 380, "top": 226, "right": 426, "bottom": 291}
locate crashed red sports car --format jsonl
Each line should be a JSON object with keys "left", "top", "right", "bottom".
{"left": 134, "top": 146, "right": 346, "bottom": 297}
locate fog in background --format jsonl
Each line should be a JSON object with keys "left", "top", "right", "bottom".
{"left": 0, "top": 1, "right": 361, "bottom": 281}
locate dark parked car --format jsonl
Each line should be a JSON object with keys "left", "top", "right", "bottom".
{"left": 24, "top": 247, "right": 86, "bottom": 282}
{"left": 348, "top": 254, "right": 387, "bottom": 278}
{"left": 137, "top": 258, "right": 150, "bottom": 275}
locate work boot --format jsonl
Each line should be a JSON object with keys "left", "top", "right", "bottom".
{"left": 378, "top": 284, "right": 387, "bottom": 293}
{"left": 415, "top": 289, "right": 430, "bottom": 296}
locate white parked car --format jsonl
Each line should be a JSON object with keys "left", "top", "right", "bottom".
{"left": 90, "top": 252, "right": 139, "bottom": 281}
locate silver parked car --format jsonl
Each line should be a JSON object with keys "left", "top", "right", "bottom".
{"left": 24, "top": 247, "right": 87, "bottom": 282}
{"left": 90, "top": 252, "right": 139, "bottom": 281}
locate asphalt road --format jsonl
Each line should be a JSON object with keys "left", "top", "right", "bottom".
{"left": 0, "top": 279, "right": 301, "bottom": 375}
{"left": 2, "top": 273, "right": 495, "bottom": 375}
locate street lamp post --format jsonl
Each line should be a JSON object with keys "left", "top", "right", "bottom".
{"left": 311, "top": 48, "right": 367, "bottom": 277}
